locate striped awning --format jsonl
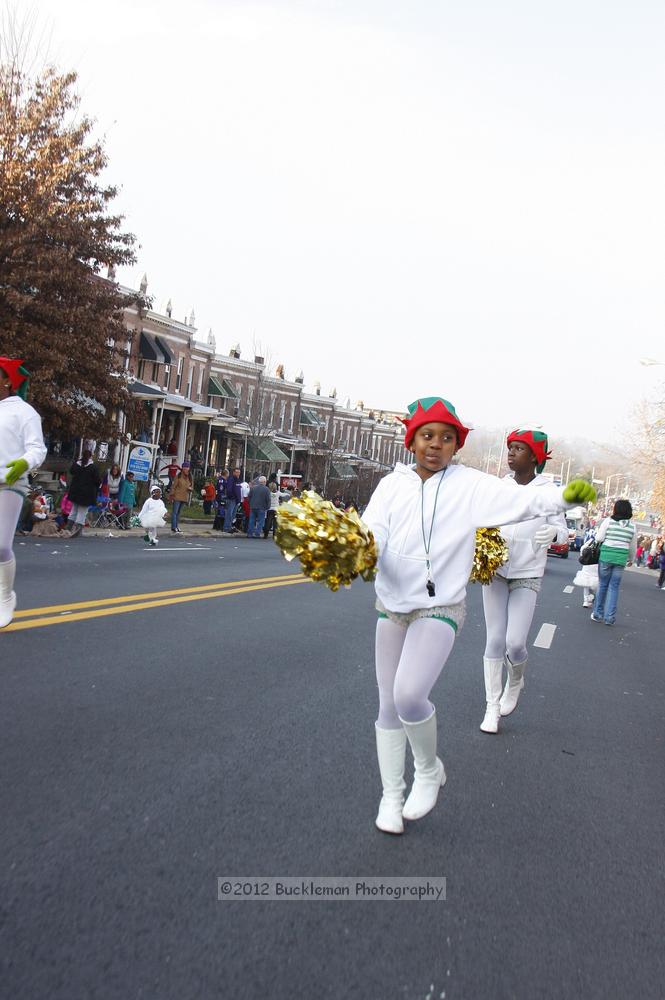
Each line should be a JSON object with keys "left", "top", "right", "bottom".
{"left": 330, "top": 462, "right": 357, "bottom": 479}
{"left": 209, "top": 375, "right": 238, "bottom": 398}
{"left": 246, "top": 438, "right": 290, "bottom": 462}
{"left": 139, "top": 331, "right": 166, "bottom": 364}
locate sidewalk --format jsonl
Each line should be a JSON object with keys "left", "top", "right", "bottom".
{"left": 56, "top": 520, "right": 241, "bottom": 540}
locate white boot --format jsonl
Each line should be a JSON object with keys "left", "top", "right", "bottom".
{"left": 480, "top": 657, "right": 504, "bottom": 733}
{"left": 374, "top": 726, "right": 407, "bottom": 835}
{"left": 0, "top": 557, "right": 17, "bottom": 628}
{"left": 499, "top": 655, "right": 527, "bottom": 716}
{"left": 401, "top": 711, "right": 446, "bottom": 821}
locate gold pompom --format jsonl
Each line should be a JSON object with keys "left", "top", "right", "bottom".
{"left": 275, "top": 491, "right": 377, "bottom": 591}
{"left": 470, "top": 527, "right": 508, "bottom": 584}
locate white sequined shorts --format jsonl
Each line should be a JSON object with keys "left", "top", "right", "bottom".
{"left": 375, "top": 598, "right": 466, "bottom": 633}
{"left": 504, "top": 576, "right": 542, "bottom": 594}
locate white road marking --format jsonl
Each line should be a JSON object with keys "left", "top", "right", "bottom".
{"left": 143, "top": 546, "right": 211, "bottom": 551}
{"left": 563, "top": 585, "right": 574, "bottom": 594}
{"left": 533, "top": 623, "right": 557, "bottom": 649}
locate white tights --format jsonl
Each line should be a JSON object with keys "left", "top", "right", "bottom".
{"left": 482, "top": 575, "right": 537, "bottom": 664}
{"left": 0, "top": 490, "right": 22, "bottom": 562}
{"left": 375, "top": 616, "right": 456, "bottom": 728}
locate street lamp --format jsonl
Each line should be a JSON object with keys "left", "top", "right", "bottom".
{"left": 605, "top": 472, "right": 626, "bottom": 499}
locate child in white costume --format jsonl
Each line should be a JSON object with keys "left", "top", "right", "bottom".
{"left": 139, "top": 484, "right": 167, "bottom": 546}
{"left": 361, "top": 397, "right": 595, "bottom": 835}
{"left": 480, "top": 429, "right": 568, "bottom": 734}
{"left": 573, "top": 525, "right": 599, "bottom": 608}
{"left": 0, "top": 357, "right": 47, "bottom": 628}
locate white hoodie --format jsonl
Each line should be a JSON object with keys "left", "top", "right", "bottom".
{"left": 0, "top": 395, "right": 47, "bottom": 484}
{"left": 362, "top": 463, "right": 572, "bottom": 613}
{"left": 495, "top": 474, "right": 569, "bottom": 580}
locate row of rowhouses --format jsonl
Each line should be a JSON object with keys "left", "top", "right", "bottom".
{"left": 115, "top": 275, "right": 408, "bottom": 501}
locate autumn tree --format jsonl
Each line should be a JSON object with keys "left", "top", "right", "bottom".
{"left": 0, "top": 23, "right": 142, "bottom": 442}
{"left": 633, "top": 383, "right": 665, "bottom": 517}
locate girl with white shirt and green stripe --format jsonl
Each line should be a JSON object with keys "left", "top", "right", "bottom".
{"left": 590, "top": 500, "right": 636, "bottom": 626}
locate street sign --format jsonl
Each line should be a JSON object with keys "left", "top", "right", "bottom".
{"left": 127, "top": 445, "right": 152, "bottom": 481}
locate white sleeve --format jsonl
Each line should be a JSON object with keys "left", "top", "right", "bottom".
{"left": 469, "top": 473, "right": 568, "bottom": 528}
{"left": 594, "top": 518, "right": 610, "bottom": 543}
{"left": 20, "top": 406, "right": 47, "bottom": 471}
{"left": 548, "top": 511, "right": 569, "bottom": 544}
{"left": 361, "top": 476, "right": 392, "bottom": 554}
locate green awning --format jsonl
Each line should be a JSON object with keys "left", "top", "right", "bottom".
{"left": 330, "top": 462, "right": 357, "bottom": 479}
{"left": 208, "top": 376, "right": 237, "bottom": 398}
{"left": 246, "top": 438, "right": 290, "bottom": 462}
{"left": 299, "top": 407, "right": 323, "bottom": 427}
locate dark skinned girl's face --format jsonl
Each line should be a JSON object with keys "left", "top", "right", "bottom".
{"left": 410, "top": 422, "right": 459, "bottom": 480}
{"left": 507, "top": 440, "right": 537, "bottom": 476}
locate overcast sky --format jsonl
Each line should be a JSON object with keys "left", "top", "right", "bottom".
{"left": 25, "top": 0, "right": 665, "bottom": 442}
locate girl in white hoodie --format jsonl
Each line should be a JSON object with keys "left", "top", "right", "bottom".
{"left": 0, "top": 357, "right": 47, "bottom": 628}
{"left": 361, "top": 398, "right": 594, "bottom": 835}
{"left": 479, "top": 429, "right": 568, "bottom": 734}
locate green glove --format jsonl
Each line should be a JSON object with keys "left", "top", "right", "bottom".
{"left": 5, "top": 458, "right": 29, "bottom": 485}
{"left": 563, "top": 479, "right": 597, "bottom": 504}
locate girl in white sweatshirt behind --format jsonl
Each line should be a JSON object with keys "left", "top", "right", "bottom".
{"left": 479, "top": 429, "right": 568, "bottom": 734}
{"left": 361, "top": 397, "right": 594, "bottom": 835}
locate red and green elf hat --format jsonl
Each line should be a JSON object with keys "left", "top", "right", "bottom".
{"left": 401, "top": 396, "right": 471, "bottom": 449}
{"left": 506, "top": 428, "right": 551, "bottom": 473}
{"left": 0, "top": 357, "right": 30, "bottom": 400}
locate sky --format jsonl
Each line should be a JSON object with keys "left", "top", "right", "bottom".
{"left": 19, "top": 0, "right": 665, "bottom": 442}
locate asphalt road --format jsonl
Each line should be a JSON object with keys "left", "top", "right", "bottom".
{"left": 1, "top": 536, "right": 664, "bottom": 1000}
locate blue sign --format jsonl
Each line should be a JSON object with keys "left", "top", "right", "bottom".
{"left": 127, "top": 446, "right": 152, "bottom": 481}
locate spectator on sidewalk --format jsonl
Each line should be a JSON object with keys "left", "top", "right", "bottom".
{"left": 223, "top": 467, "right": 242, "bottom": 533}
{"left": 240, "top": 474, "right": 251, "bottom": 530}
{"left": 658, "top": 545, "right": 665, "bottom": 590}
{"left": 201, "top": 478, "right": 216, "bottom": 516}
{"left": 67, "top": 449, "right": 101, "bottom": 537}
{"left": 169, "top": 461, "right": 193, "bottom": 533}
{"left": 263, "top": 480, "right": 290, "bottom": 538}
{"left": 102, "top": 463, "right": 123, "bottom": 501}
{"left": 248, "top": 476, "right": 271, "bottom": 537}
{"left": 118, "top": 472, "right": 137, "bottom": 529}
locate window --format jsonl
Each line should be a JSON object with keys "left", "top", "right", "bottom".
{"left": 197, "top": 367, "right": 204, "bottom": 401}
{"left": 186, "top": 366, "right": 193, "bottom": 399}
{"left": 290, "top": 402, "right": 296, "bottom": 432}
{"left": 152, "top": 362, "right": 159, "bottom": 382}
{"left": 279, "top": 399, "right": 286, "bottom": 429}
{"left": 163, "top": 364, "right": 170, "bottom": 389}
{"left": 175, "top": 357, "right": 183, "bottom": 392}
{"left": 269, "top": 394, "right": 277, "bottom": 427}
{"left": 247, "top": 386, "right": 254, "bottom": 417}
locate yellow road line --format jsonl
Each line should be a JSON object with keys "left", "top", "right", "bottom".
{"left": 4, "top": 577, "right": 310, "bottom": 632}
{"left": 12, "top": 573, "right": 305, "bottom": 618}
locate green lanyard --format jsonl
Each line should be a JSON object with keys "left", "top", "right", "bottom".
{"left": 421, "top": 468, "right": 447, "bottom": 597}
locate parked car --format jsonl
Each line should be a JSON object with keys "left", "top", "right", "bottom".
{"left": 548, "top": 537, "right": 569, "bottom": 559}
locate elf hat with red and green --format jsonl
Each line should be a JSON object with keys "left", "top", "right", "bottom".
{"left": 0, "top": 357, "right": 30, "bottom": 400}
{"left": 506, "top": 428, "right": 551, "bottom": 473}
{"left": 401, "top": 396, "right": 471, "bottom": 449}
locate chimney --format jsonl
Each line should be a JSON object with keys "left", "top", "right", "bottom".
{"left": 254, "top": 355, "right": 265, "bottom": 366}
{"left": 230, "top": 344, "right": 241, "bottom": 359}
{"left": 165, "top": 299, "right": 172, "bottom": 318}
{"left": 295, "top": 370, "right": 304, "bottom": 385}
